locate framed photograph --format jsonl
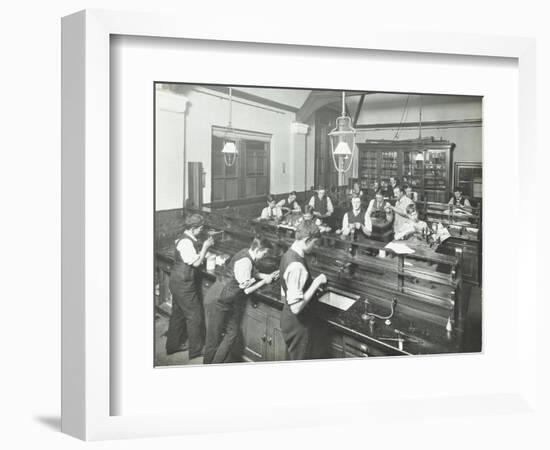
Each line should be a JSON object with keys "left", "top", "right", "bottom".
{"left": 61, "top": 9, "right": 538, "bottom": 441}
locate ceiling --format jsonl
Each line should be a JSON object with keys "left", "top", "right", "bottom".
{"left": 158, "top": 83, "right": 481, "bottom": 125}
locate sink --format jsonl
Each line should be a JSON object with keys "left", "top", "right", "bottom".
{"left": 318, "top": 291, "right": 357, "bottom": 311}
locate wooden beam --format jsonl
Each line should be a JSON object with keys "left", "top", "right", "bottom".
{"left": 353, "top": 94, "right": 366, "bottom": 127}
{"left": 296, "top": 91, "right": 373, "bottom": 122}
{"left": 203, "top": 86, "right": 300, "bottom": 113}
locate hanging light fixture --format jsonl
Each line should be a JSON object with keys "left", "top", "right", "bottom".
{"left": 415, "top": 95, "right": 425, "bottom": 162}
{"left": 328, "top": 91, "right": 356, "bottom": 173}
{"left": 221, "top": 87, "right": 238, "bottom": 167}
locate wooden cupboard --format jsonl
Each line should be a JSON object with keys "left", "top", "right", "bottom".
{"left": 241, "top": 299, "right": 288, "bottom": 362}
{"left": 357, "top": 138, "right": 454, "bottom": 203}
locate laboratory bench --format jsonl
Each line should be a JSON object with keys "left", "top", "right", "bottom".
{"left": 155, "top": 206, "right": 477, "bottom": 361}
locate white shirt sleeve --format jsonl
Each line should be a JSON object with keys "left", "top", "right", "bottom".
{"left": 176, "top": 239, "right": 199, "bottom": 265}
{"left": 363, "top": 213, "right": 372, "bottom": 232}
{"left": 282, "top": 262, "right": 310, "bottom": 306}
{"left": 233, "top": 257, "right": 255, "bottom": 289}
{"left": 395, "top": 220, "right": 415, "bottom": 240}
{"left": 366, "top": 199, "right": 374, "bottom": 216}
{"left": 341, "top": 213, "right": 350, "bottom": 235}
{"left": 260, "top": 207, "right": 270, "bottom": 219}
{"left": 308, "top": 196, "right": 315, "bottom": 208}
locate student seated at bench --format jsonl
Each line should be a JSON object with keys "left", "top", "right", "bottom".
{"left": 259, "top": 194, "right": 283, "bottom": 220}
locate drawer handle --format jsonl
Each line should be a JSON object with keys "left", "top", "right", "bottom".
{"left": 267, "top": 337, "right": 272, "bottom": 346}
{"left": 261, "top": 335, "right": 267, "bottom": 342}
{"left": 360, "top": 344, "right": 368, "bottom": 352}
{"left": 252, "top": 303, "right": 258, "bottom": 308}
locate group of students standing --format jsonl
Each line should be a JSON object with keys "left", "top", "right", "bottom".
{"left": 165, "top": 213, "right": 329, "bottom": 363}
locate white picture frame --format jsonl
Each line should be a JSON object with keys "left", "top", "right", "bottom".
{"left": 61, "top": 9, "right": 539, "bottom": 441}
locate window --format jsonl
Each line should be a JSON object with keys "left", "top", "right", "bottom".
{"left": 454, "top": 162, "right": 482, "bottom": 201}
{"left": 211, "top": 130, "right": 270, "bottom": 204}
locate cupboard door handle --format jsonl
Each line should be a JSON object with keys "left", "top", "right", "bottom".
{"left": 267, "top": 337, "right": 272, "bottom": 346}
{"left": 261, "top": 335, "right": 267, "bottom": 342}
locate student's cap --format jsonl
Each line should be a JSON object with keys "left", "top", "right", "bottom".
{"left": 184, "top": 214, "right": 205, "bottom": 229}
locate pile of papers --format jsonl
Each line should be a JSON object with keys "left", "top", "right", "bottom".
{"left": 385, "top": 242, "right": 415, "bottom": 254}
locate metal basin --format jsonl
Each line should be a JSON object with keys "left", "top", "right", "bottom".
{"left": 318, "top": 291, "right": 357, "bottom": 311}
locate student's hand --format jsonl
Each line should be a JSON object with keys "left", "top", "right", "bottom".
{"left": 202, "top": 237, "right": 214, "bottom": 250}
{"left": 315, "top": 274, "right": 328, "bottom": 286}
{"left": 355, "top": 222, "right": 361, "bottom": 230}
{"left": 313, "top": 211, "right": 321, "bottom": 217}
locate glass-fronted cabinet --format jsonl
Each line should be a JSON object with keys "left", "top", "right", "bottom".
{"left": 402, "top": 149, "right": 424, "bottom": 190}
{"left": 357, "top": 138, "right": 454, "bottom": 202}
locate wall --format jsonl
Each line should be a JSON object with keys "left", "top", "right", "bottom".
{"left": 155, "top": 88, "right": 481, "bottom": 211}
{"left": 356, "top": 94, "right": 482, "bottom": 164}
{"left": 155, "top": 90, "right": 188, "bottom": 210}
{"left": 155, "top": 85, "right": 305, "bottom": 211}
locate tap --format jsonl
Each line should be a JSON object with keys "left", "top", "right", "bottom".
{"left": 338, "top": 262, "right": 353, "bottom": 278}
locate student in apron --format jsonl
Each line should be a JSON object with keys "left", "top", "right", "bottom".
{"left": 390, "top": 185, "right": 414, "bottom": 233}
{"left": 448, "top": 187, "right": 472, "bottom": 212}
{"left": 165, "top": 214, "right": 214, "bottom": 358}
{"left": 203, "top": 237, "right": 279, "bottom": 364}
{"left": 366, "top": 189, "right": 391, "bottom": 220}
{"left": 308, "top": 186, "right": 334, "bottom": 219}
{"left": 341, "top": 194, "right": 372, "bottom": 238}
{"left": 277, "top": 190, "right": 302, "bottom": 213}
{"left": 280, "top": 220, "right": 328, "bottom": 360}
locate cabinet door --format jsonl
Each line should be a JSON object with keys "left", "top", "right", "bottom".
{"left": 328, "top": 332, "right": 344, "bottom": 359}
{"left": 266, "top": 315, "right": 288, "bottom": 361}
{"left": 242, "top": 301, "right": 268, "bottom": 362}
{"left": 342, "top": 335, "right": 369, "bottom": 358}
{"left": 461, "top": 243, "right": 479, "bottom": 285}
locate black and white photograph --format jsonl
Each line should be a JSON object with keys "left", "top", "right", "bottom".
{"left": 154, "top": 83, "right": 483, "bottom": 366}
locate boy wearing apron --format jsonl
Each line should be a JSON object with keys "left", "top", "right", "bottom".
{"left": 280, "top": 220, "right": 328, "bottom": 360}
{"left": 203, "top": 237, "right": 278, "bottom": 364}
{"left": 341, "top": 194, "right": 372, "bottom": 237}
{"left": 165, "top": 214, "right": 214, "bottom": 358}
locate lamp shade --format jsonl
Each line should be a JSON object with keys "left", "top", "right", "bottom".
{"left": 221, "top": 141, "right": 237, "bottom": 154}
{"left": 328, "top": 114, "right": 356, "bottom": 172}
{"left": 333, "top": 140, "right": 352, "bottom": 156}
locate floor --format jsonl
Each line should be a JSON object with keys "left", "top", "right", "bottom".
{"left": 154, "top": 284, "right": 482, "bottom": 365}
{"left": 154, "top": 314, "right": 204, "bottom": 366}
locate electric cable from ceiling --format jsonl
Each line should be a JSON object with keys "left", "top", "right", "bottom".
{"left": 393, "top": 95, "right": 410, "bottom": 140}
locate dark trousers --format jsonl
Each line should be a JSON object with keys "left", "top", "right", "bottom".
{"left": 203, "top": 288, "right": 246, "bottom": 364}
{"left": 165, "top": 281, "right": 205, "bottom": 358}
{"left": 281, "top": 303, "right": 329, "bottom": 360}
